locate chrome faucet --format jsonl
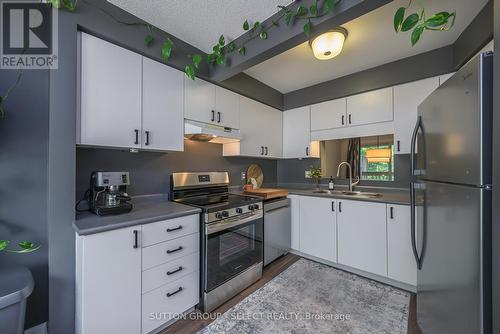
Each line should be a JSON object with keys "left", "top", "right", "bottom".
{"left": 337, "top": 162, "right": 355, "bottom": 191}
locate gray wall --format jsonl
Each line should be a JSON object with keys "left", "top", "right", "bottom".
{"left": 0, "top": 68, "right": 49, "bottom": 329}
{"left": 76, "top": 142, "right": 277, "bottom": 198}
{"left": 277, "top": 154, "right": 410, "bottom": 188}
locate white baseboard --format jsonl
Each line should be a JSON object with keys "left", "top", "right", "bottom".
{"left": 25, "top": 322, "right": 47, "bottom": 334}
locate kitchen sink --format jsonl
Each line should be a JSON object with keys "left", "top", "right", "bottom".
{"left": 312, "top": 190, "right": 330, "bottom": 194}
{"left": 341, "top": 191, "right": 382, "bottom": 197}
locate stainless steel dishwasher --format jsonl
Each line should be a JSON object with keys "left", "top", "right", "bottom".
{"left": 263, "top": 197, "right": 291, "bottom": 266}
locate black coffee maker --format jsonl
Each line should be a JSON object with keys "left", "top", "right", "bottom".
{"left": 88, "top": 171, "right": 133, "bottom": 216}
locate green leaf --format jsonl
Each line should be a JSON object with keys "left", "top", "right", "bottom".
{"left": 243, "top": 20, "right": 250, "bottom": 31}
{"left": 227, "top": 42, "right": 236, "bottom": 52}
{"left": 411, "top": 25, "right": 425, "bottom": 46}
{"left": 50, "top": 0, "right": 62, "bottom": 9}
{"left": 0, "top": 240, "right": 9, "bottom": 251}
{"left": 18, "top": 241, "right": 35, "bottom": 250}
{"left": 253, "top": 21, "right": 261, "bottom": 30}
{"left": 285, "top": 12, "right": 295, "bottom": 25}
{"left": 216, "top": 55, "right": 226, "bottom": 65}
{"left": 161, "top": 39, "right": 173, "bottom": 62}
{"left": 296, "top": 6, "right": 308, "bottom": 17}
{"left": 323, "top": 0, "right": 335, "bottom": 13}
{"left": 425, "top": 12, "right": 452, "bottom": 27}
{"left": 303, "top": 22, "right": 312, "bottom": 37}
{"left": 394, "top": 7, "right": 405, "bottom": 32}
{"left": 144, "top": 34, "right": 153, "bottom": 47}
{"left": 259, "top": 31, "right": 268, "bottom": 40}
{"left": 213, "top": 44, "right": 221, "bottom": 53}
{"left": 61, "top": 0, "right": 77, "bottom": 11}
{"left": 310, "top": 4, "right": 318, "bottom": 16}
{"left": 185, "top": 64, "right": 196, "bottom": 80}
{"left": 218, "top": 35, "right": 225, "bottom": 46}
{"left": 192, "top": 54, "right": 203, "bottom": 69}
{"left": 238, "top": 46, "right": 246, "bottom": 56}
{"left": 401, "top": 13, "right": 420, "bottom": 32}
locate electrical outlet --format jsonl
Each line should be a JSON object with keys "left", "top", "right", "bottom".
{"left": 241, "top": 172, "right": 246, "bottom": 180}
{"left": 305, "top": 170, "right": 311, "bottom": 178}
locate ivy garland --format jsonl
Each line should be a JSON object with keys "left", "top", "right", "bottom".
{"left": 0, "top": 0, "right": 456, "bottom": 119}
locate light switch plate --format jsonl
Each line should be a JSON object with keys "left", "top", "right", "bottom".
{"left": 241, "top": 172, "right": 246, "bottom": 180}
{"left": 305, "top": 170, "right": 311, "bottom": 178}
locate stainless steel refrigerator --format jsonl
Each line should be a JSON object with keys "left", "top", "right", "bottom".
{"left": 411, "top": 52, "right": 493, "bottom": 334}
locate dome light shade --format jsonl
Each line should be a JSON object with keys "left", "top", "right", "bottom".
{"left": 310, "top": 27, "right": 348, "bottom": 60}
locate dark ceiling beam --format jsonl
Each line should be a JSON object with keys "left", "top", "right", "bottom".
{"left": 453, "top": 0, "right": 493, "bottom": 69}
{"left": 209, "top": 0, "right": 392, "bottom": 82}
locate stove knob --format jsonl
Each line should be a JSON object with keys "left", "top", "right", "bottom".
{"left": 215, "top": 212, "right": 223, "bottom": 219}
{"left": 222, "top": 211, "right": 229, "bottom": 218}
{"left": 248, "top": 205, "right": 255, "bottom": 211}
{"left": 236, "top": 208, "right": 243, "bottom": 214}
{"left": 253, "top": 204, "right": 260, "bottom": 210}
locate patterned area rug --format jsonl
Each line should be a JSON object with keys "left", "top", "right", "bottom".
{"left": 199, "top": 258, "right": 410, "bottom": 334}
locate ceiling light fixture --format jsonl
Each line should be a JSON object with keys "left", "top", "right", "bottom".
{"left": 309, "top": 27, "right": 348, "bottom": 60}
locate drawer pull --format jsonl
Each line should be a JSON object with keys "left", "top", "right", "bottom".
{"left": 166, "top": 225, "right": 183, "bottom": 233}
{"left": 166, "top": 246, "right": 183, "bottom": 254}
{"left": 166, "top": 287, "right": 183, "bottom": 298}
{"left": 167, "top": 266, "right": 183, "bottom": 276}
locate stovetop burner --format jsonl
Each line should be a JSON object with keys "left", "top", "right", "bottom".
{"left": 175, "top": 193, "right": 260, "bottom": 213}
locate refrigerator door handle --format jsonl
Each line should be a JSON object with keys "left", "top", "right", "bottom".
{"left": 410, "top": 182, "right": 423, "bottom": 270}
{"left": 410, "top": 116, "right": 421, "bottom": 177}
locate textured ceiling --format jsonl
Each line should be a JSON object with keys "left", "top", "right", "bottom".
{"left": 107, "top": 0, "right": 293, "bottom": 53}
{"left": 245, "top": 0, "right": 489, "bottom": 93}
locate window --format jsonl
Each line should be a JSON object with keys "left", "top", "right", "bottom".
{"left": 360, "top": 135, "right": 394, "bottom": 181}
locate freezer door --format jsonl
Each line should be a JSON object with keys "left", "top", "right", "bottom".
{"left": 416, "top": 181, "right": 491, "bottom": 334}
{"left": 416, "top": 52, "right": 492, "bottom": 186}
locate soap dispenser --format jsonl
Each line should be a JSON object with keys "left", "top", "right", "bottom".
{"left": 328, "top": 176, "right": 335, "bottom": 190}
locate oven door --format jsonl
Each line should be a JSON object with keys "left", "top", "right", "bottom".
{"left": 205, "top": 212, "right": 263, "bottom": 292}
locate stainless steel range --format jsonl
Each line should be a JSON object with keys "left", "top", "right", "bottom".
{"left": 170, "top": 172, "right": 263, "bottom": 312}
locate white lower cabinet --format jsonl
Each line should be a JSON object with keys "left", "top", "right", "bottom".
{"left": 298, "top": 196, "right": 337, "bottom": 262}
{"left": 76, "top": 214, "right": 200, "bottom": 334}
{"left": 337, "top": 199, "right": 387, "bottom": 277}
{"left": 289, "top": 195, "right": 300, "bottom": 250}
{"left": 387, "top": 204, "right": 417, "bottom": 285}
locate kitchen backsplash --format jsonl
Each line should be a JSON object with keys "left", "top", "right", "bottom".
{"left": 76, "top": 141, "right": 278, "bottom": 198}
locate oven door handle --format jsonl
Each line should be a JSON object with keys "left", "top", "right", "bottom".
{"left": 206, "top": 212, "right": 262, "bottom": 235}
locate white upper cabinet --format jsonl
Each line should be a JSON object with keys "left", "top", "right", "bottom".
{"left": 227, "top": 97, "right": 282, "bottom": 158}
{"left": 310, "top": 98, "right": 347, "bottom": 131}
{"left": 387, "top": 204, "right": 417, "bottom": 286}
{"left": 337, "top": 199, "right": 387, "bottom": 277}
{"left": 393, "top": 77, "right": 439, "bottom": 154}
{"left": 215, "top": 86, "right": 240, "bottom": 129}
{"left": 283, "top": 106, "right": 318, "bottom": 159}
{"left": 80, "top": 33, "right": 142, "bottom": 148}
{"left": 299, "top": 196, "right": 337, "bottom": 262}
{"left": 346, "top": 87, "right": 394, "bottom": 127}
{"left": 184, "top": 77, "right": 216, "bottom": 124}
{"left": 185, "top": 79, "right": 240, "bottom": 129}
{"left": 142, "top": 57, "right": 184, "bottom": 152}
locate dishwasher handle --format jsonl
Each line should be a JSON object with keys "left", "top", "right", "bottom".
{"left": 264, "top": 198, "right": 290, "bottom": 213}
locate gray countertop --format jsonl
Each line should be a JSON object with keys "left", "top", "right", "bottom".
{"left": 74, "top": 194, "right": 201, "bottom": 236}
{"left": 232, "top": 183, "right": 410, "bottom": 205}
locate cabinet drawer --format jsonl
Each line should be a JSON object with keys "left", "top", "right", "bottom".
{"left": 142, "top": 233, "right": 199, "bottom": 270}
{"left": 142, "top": 215, "right": 199, "bottom": 247}
{"left": 142, "top": 252, "right": 199, "bottom": 293}
{"left": 142, "top": 271, "right": 199, "bottom": 334}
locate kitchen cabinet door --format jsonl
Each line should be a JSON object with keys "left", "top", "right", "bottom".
{"left": 76, "top": 226, "right": 141, "bottom": 334}
{"left": 387, "top": 204, "right": 417, "bottom": 286}
{"left": 299, "top": 196, "right": 337, "bottom": 262}
{"left": 215, "top": 86, "right": 240, "bottom": 129}
{"left": 393, "top": 77, "right": 439, "bottom": 154}
{"left": 346, "top": 87, "right": 393, "bottom": 127}
{"left": 184, "top": 77, "right": 216, "bottom": 124}
{"left": 142, "top": 57, "right": 184, "bottom": 152}
{"left": 283, "top": 106, "right": 317, "bottom": 158}
{"left": 289, "top": 195, "right": 300, "bottom": 250}
{"left": 238, "top": 97, "right": 282, "bottom": 158}
{"left": 79, "top": 32, "right": 142, "bottom": 148}
{"left": 337, "top": 199, "right": 387, "bottom": 276}
{"left": 310, "top": 98, "right": 347, "bottom": 131}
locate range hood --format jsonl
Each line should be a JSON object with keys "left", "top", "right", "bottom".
{"left": 184, "top": 120, "right": 241, "bottom": 144}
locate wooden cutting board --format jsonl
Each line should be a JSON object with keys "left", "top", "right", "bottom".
{"left": 244, "top": 188, "right": 289, "bottom": 200}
